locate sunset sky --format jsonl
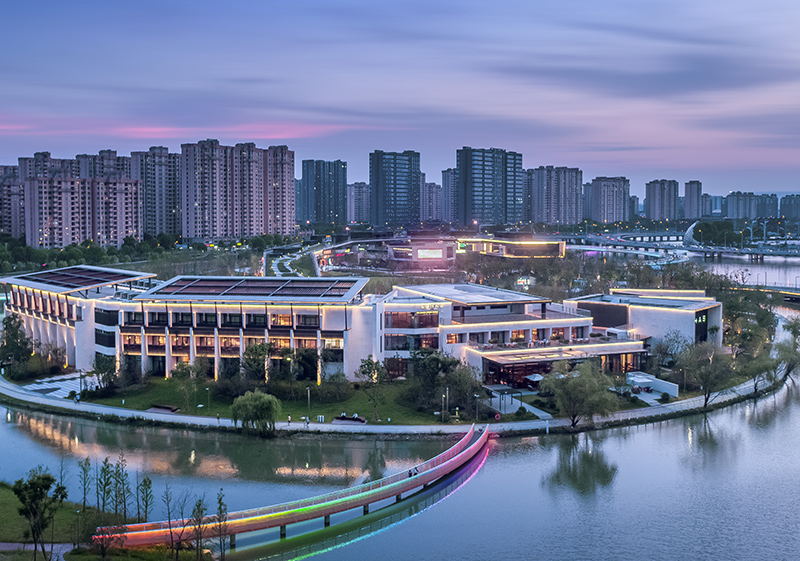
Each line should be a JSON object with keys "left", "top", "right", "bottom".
{"left": 2, "top": 0, "right": 799, "bottom": 196}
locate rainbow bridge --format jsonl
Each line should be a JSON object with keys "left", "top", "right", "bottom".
{"left": 95, "top": 424, "right": 489, "bottom": 548}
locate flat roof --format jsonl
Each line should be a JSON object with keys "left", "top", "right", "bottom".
{"left": 135, "top": 276, "right": 369, "bottom": 304}
{"left": 0, "top": 266, "right": 156, "bottom": 294}
{"left": 398, "top": 284, "right": 550, "bottom": 306}
{"left": 571, "top": 293, "right": 718, "bottom": 311}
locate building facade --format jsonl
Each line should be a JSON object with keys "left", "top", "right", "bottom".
{"left": 455, "top": 147, "right": 524, "bottom": 227}
{"left": 419, "top": 176, "right": 442, "bottom": 223}
{"left": 299, "top": 160, "right": 348, "bottom": 226}
{"left": 131, "top": 146, "right": 181, "bottom": 236}
{"left": 584, "top": 177, "right": 630, "bottom": 223}
{"left": 441, "top": 168, "right": 457, "bottom": 225}
{"left": 531, "top": 166, "right": 583, "bottom": 225}
{"left": 23, "top": 177, "right": 141, "bottom": 248}
{"left": 644, "top": 179, "right": 679, "bottom": 220}
{"left": 684, "top": 181, "right": 702, "bottom": 220}
{"left": 5, "top": 267, "right": 723, "bottom": 390}
{"left": 369, "top": 150, "right": 421, "bottom": 228}
{"left": 347, "top": 182, "right": 370, "bottom": 224}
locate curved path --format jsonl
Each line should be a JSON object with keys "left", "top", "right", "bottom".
{"left": 0, "top": 373, "right": 767, "bottom": 436}
{"left": 95, "top": 424, "right": 489, "bottom": 547}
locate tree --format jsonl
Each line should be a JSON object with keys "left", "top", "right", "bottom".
{"left": 740, "top": 348, "right": 779, "bottom": 393}
{"left": 541, "top": 361, "right": 617, "bottom": 427}
{"left": 675, "top": 342, "right": 734, "bottom": 407}
{"left": 97, "top": 458, "right": 113, "bottom": 512}
{"left": 241, "top": 342, "right": 272, "bottom": 381}
{"left": 13, "top": 466, "right": 68, "bottom": 561}
{"left": 93, "top": 354, "right": 117, "bottom": 391}
{"left": 190, "top": 497, "right": 208, "bottom": 561}
{"left": 231, "top": 390, "right": 281, "bottom": 434}
{"left": 0, "top": 313, "right": 32, "bottom": 365}
{"left": 162, "top": 484, "right": 176, "bottom": 558}
{"left": 78, "top": 457, "right": 91, "bottom": 512}
{"left": 355, "top": 356, "right": 389, "bottom": 421}
{"left": 136, "top": 475, "right": 153, "bottom": 523}
{"left": 112, "top": 453, "right": 131, "bottom": 521}
{"left": 213, "top": 489, "right": 229, "bottom": 561}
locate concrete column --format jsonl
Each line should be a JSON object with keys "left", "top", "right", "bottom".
{"left": 214, "top": 328, "right": 220, "bottom": 381}
{"left": 280, "top": 525, "right": 287, "bottom": 539}
{"left": 363, "top": 505, "right": 369, "bottom": 515}
{"left": 324, "top": 515, "right": 330, "bottom": 527}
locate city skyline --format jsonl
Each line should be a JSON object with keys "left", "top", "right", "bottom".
{"left": 1, "top": 1, "right": 799, "bottom": 196}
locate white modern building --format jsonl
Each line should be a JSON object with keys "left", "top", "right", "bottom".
{"left": 2, "top": 267, "right": 665, "bottom": 389}
{"left": 563, "top": 289, "right": 723, "bottom": 347}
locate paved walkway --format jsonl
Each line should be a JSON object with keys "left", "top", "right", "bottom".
{"left": 0, "top": 374, "right": 767, "bottom": 436}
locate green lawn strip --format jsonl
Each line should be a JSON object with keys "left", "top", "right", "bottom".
{"left": 86, "top": 379, "right": 458, "bottom": 426}
{"left": 517, "top": 395, "right": 559, "bottom": 415}
{"left": 0, "top": 551, "right": 39, "bottom": 561}
{"left": 0, "top": 482, "right": 87, "bottom": 543}
{"left": 290, "top": 254, "right": 316, "bottom": 277}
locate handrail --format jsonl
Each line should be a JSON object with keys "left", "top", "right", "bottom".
{"left": 106, "top": 425, "right": 477, "bottom": 534}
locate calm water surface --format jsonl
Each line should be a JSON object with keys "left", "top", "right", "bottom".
{"left": 4, "top": 384, "right": 800, "bottom": 560}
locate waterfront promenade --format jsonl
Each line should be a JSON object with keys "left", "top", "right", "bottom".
{"left": 0, "top": 373, "right": 766, "bottom": 436}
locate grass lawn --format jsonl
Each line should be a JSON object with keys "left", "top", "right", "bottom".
{"left": 290, "top": 254, "right": 316, "bottom": 277}
{"left": 66, "top": 546, "right": 209, "bottom": 561}
{"left": 518, "top": 395, "right": 559, "bottom": 416}
{"left": 0, "top": 482, "right": 86, "bottom": 543}
{"left": 88, "top": 378, "right": 462, "bottom": 426}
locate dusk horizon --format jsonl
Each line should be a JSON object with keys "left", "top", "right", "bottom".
{"left": 2, "top": 0, "right": 799, "bottom": 197}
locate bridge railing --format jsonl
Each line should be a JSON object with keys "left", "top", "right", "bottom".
{"left": 113, "top": 425, "right": 477, "bottom": 534}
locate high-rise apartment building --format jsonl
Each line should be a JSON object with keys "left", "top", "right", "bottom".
{"left": 584, "top": 177, "right": 630, "bottom": 223}
{"left": 441, "top": 169, "right": 457, "bottom": 225}
{"left": 725, "top": 192, "right": 761, "bottom": 219}
{"left": 131, "top": 146, "right": 180, "bottom": 236}
{"left": 531, "top": 166, "right": 583, "bottom": 225}
{"left": 369, "top": 150, "right": 421, "bottom": 227}
{"left": 644, "top": 180, "right": 679, "bottom": 220}
{"left": 781, "top": 194, "right": 800, "bottom": 220}
{"left": 18, "top": 152, "right": 75, "bottom": 180}
{"left": 76, "top": 150, "right": 131, "bottom": 180}
{"left": 180, "top": 140, "right": 294, "bottom": 241}
{"left": 629, "top": 195, "right": 640, "bottom": 219}
{"left": 455, "top": 147, "right": 524, "bottom": 226}
{"left": 299, "top": 160, "right": 347, "bottom": 225}
{"left": 263, "top": 145, "right": 295, "bottom": 237}
{"left": 0, "top": 166, "right": 24, "bottom": 238}
{"left": 684, "top": 181, "right": 702, "bottom": 220}
{"left": 419, "top": 173, "right": 443, "bottom": 223}
{"left": 347, "top": 182, "right": 370, "bottom": 224}
{"left": 756, "top": 194, "right": 778, "bottom": 218}
{"left": 23, "top": 177, "right": 141, "bottom": 248}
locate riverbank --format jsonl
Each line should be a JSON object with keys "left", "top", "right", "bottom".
{"left": 0, "top": 372, "right": 785, "bottom": 438}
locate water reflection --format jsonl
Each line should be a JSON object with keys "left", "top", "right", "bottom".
{"left": 3, "top": 408, "right": 445, "bottom": 487}
{"left": 682, "top": 414, "right": 741, "bottom": 471}
{"left": 543, "top": 434, "right": 618, "bottom": 496}
{"left": 241, "top": 445, "right": 489, "bottom": 561}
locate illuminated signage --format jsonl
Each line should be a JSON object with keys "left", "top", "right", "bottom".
{"left": 417, "top": 249, "right": 443, "bottom": 259}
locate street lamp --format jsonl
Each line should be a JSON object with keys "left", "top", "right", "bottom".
{"left": 446, "top": 387, "right": 449, "bottom": 413}
{"left": 306, "top": 386, "right": 311, "bottom": 426}
{"left": 441, "top": 394, "right": 445, "bottom": 422}
{"left": 205, "top": 387, "right": 210, "bottom": 410}
{"left": 474, "top": 393, "right": 479, "bottom": 421}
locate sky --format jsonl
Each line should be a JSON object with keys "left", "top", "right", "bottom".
{"left": 1, "top": 0, "right": 799, "bottom": 197}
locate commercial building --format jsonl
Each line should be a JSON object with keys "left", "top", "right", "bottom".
{"left": 531, "top": 166, "right": 583, "bottom": 225}
{"left": 644, "top": 180, "right": 679, "bottom": 220}
{"left": 455, "top": 147, "right": 524, "bottom": 227}
{"left": 563, "top": 289, "right": 723, "bottom": 347}
{"left": 6, "top": 267, "right": 714, "bottom": 389}
{"left": 584, "top": 177, "right": 630, "bottom": 223}
{"left": 369, "top": 150, "right": 421, "bottom": 228}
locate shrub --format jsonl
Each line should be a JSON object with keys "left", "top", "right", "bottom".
{"left": 514, "top": 406, "right": 527, "bottom": 420}
{"left": 660, "top": 392, "right": 671, "bottom": 403}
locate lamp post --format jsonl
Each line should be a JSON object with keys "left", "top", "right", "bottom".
{"left": 757, "top": 273, "right": 762, "bottom": 286}
{"left": 306, "top": 386, "right": 311, "bottom": 425}
{"left": 795, "top": 275, "right": 799, "bottom": 288}
{"left": 474, "top": 393, "right": 479, "bottom": 421}
{"left": 446, "top": 387, "right": 449, "bottom": 414}
{"left": 441, "top": 394, "right": 445, "bottom": 422}
{"left": 205, "top": 387, "right": 210, "bottom": 410}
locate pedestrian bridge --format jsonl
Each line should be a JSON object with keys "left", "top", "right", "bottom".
{"left": 95, "top": 424, "right": 489, "bottom": 548}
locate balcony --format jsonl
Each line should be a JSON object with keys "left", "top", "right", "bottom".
{"left": 147, "top": 345, "right": 166, "bottom": 356}
{"left": 124, "top": 344, "right": 141, "bottom": 354}
{"left": 196, "top": 345, "right": 215, "bottom": 356}
{"left": 171, "top": 345, "right": 191, "bottom": 356}
{"left": 220, "top": 346, "right": 240, "bottom": 358}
